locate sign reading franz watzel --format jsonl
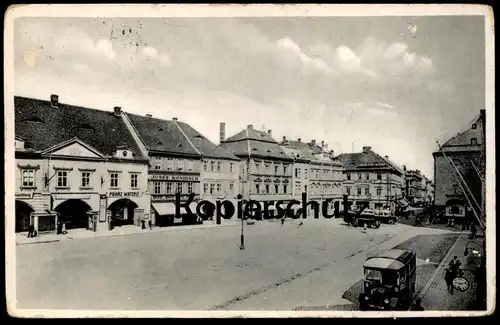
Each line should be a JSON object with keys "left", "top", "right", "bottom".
{"left": 149, "top": 174, "right": 200, "bottom": 182}
{"left": 107, "top": 191, "right": 141, "bottom": 197}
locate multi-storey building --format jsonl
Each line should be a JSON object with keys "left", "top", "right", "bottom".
{"left": 280, "top": 138, "right": 344, "bottom": 216}
{"left": 405, "top": 169, "right": 426, "bottom": 205}
{"left": 433, "top": 110, "right": 485, "bottom": 221}
{"left": 220, "top": 125, "right": 294, "bottom": 219}
{"left": 15, "top": 95, "right": 150, "bottom": 234}
{"left": 336, "top": 146, "right": 405, "bottom": 213}
{"left": 123, "top": 114, "right": 240, "bottom": 226}
{"left": 424, "top": 177, "right": 434, "bottom": 204}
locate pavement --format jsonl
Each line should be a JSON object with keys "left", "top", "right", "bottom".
{"left": 14, "top": 218, "right": 468, "bottom": 312}
{"left": 15, "top": 219, "right": 241, "bottom": 245}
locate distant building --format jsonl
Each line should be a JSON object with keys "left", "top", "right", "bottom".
{"left": 336, "top": 146, "right": 405, "bottom": 213}
{"left": 433, "top": 110, "right": 485, "bottom": 221}
{"left": 220, "top": 125, "right": 294, "bottom": 218}
{"left": 15, "top": 95, "right": 150, "bottom": 234}
{"left": 405, "top": 169, "right": 426, "bottom": 205}
{"left": 424, "top": 177, "right": 434, "bottom": 204}
{"left": 280, "top": 138, "right": 344, "bottom": 217}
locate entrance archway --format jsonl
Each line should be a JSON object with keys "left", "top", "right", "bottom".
{"left": 55, "top": 199, "right": 92, "bottom": 229}
{"left": 108, "top": 199, "right": 139, "bottom": 227}
{"left": 16, "top": 200, "right": 34, "bottom": 233}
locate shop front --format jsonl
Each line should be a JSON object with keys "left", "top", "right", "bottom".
{"left": 106, "top": 190, "right": 150, "bottom": 230}
{"left": 52, "top": 193, "right": 100, "bottom": 231}
{"left": 15, "top": 192, "right": 53, "bottom": 233}
{"left": 151, "top": 200, "right": 199, "bottom": 226}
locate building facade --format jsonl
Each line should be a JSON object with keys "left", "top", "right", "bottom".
{"left": 281, "top": 138, "right": 344, "bottom": 217}
{"left": 336, "top": 146, "right": 405, "bottom": 213}
{"left": 433, "top": 110, "right": 485, "bottom": 220}
{"left": 220, "top": 125, "right": 294, "bottom": 219}
{"left": 15, "top": 95, "right": 150, "bottom": 234}
{"left": 405, "top": 169, "right": 426, "bottom": 205}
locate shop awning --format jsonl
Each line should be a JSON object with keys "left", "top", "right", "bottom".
{"left": 152, "top": 203, "right": 199, "bottom": 216}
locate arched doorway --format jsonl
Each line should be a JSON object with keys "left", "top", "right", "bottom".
{"left": 16, "top": 200, "right": 34, "bottom": 233}
{"left": 334, "top": 201, "right": 340, "bottom": 218}
{"left": 108, "top": 199, "right": 138, "bottom": 227}
{"left": 55, "top": 199, "right": 92, "bottom": 230}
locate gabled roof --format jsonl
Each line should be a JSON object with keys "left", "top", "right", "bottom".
{"left": 283, "top": 140, "right": 342, "bottom": 166}
{"left": 443, "top": 113, "right": 483, "bottom": 147}
{"left": 221, "top": 127, "right": 292, "bottom": 161}
{"left": 127, "top": 113, "right": 200, "bottom": 156}
{"left": 41, "top": 137, "right": 105, "bottom": 157}
{"left": 335, "top": 148, "right": 403, "bottom": 175}
{"left": 281, "top": 146, "right": 310, "bottom": 162}
{"left": 176, "top": 122, "right": 240, "bottom": 161}
{"left": 14, "top": 96, "right": 144, "bottom": 159}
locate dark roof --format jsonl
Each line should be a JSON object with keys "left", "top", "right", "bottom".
{"left": 127, "top": 113, "right": 200, "bottom": 156}
{"left": 443, "top": 113, "right": 483, "bottom": 147}
{"left": 335, "top": 148, "right": 403, "bottom": 175}
{"left": 283, "top": 140, "right": 342, "bottom": 166}
{"left": 221, "top": 128, "right": 292, "bottom": 161}
{"left": 14, "top": 96, "right": 144, "bottom": 159}
{"left": 176, "top": 122, "right": 240, "bottom": 161}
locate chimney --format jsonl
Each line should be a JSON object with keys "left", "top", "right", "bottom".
{"left": 282, "top": 136, "right": 286, "bottom": 144}
{"left": 324, "top": 143, "right": 328, "bottom": 151}
{"left": 247, "top": 124, "right": 253, "bottom": 131}
{"left": 113, "top": 106, "right": 121, "bottom": 115}
{"left": 267, "top": 129, "right": 272, "bottom": 137}
{"left": 329, "top": 150, "right": 334, "bottom": 157}
{"left": 173, "top": 117, "right": 178, "bottom": 121}
{"left": 321, "top": 140, "right": 325, "bottom": 148}
{"left": 298, "top": 138, "right": 302, "bottom": 143}
{"left": 362, "top": 146, "right": 371, "bottom": 152}
{"left": 220, "top": 122, "right": 226, "bottom": 143}
{"left": 311, "top": 139, "right": 316, "bottom": 146}
{"left": 384, "top": 155, "right": 389, "bottom": 160}
{"left": 146, "top": 114, "right": 152, "bottom": 117}
{"left": 50, "top": 94, "right": 59, "bottom": 108}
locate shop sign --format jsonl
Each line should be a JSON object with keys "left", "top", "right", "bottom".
{"left": 107, "top": 191, "right": 141, "bottom": 198}
{"left": 150, "top": 174, "right": 200, "bottom": 182}
{"left": 53, "top": 194, "right": 91, "bottom": 201}
{"left": 15, "top": 192, "right": 33, "bottom": 199}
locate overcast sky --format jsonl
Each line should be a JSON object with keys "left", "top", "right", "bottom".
{"left": 14, "top": 16, "right": 486, "bottom": 178}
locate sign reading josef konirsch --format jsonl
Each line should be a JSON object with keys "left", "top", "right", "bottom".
{"left": 150, "top": 174, "right": 199, "bottom": 182}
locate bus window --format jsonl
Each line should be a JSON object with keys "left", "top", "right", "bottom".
{"left": 365, "top": 269, "right": 382, "bottom": 281}
{"left": 382, "top": 270, "right": 399, "bottom": 285}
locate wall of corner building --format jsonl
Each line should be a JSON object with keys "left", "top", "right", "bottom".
{"left": 434, "top": 152, "right": 482, "bottom": 208}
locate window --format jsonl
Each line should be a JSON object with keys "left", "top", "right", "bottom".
{"left": 210, "top": 161, "right": 215, "bottom": 172}
{"left": 346, "top": 187, "right": 351, "bottom": 195}
{"left": 358, "top": 173, "right": 362, "bottom": 180}
{"left": 203, "top": 161, "right": 208, "bottom": 171}
{"left": 472, "top": 123, "right": 477, "bottom": 129}
{"left": 177, "top": 159, "right": 184, "bottom": 171}
{"left": 305, "top": 169, "right": 308, "bottom": 179}
{"left": 265, "top": 184, "right": 270, "bottom": 194}
{"left": 283, "top": 165, "right": 288, "bottom": 174}
{"left": 217, "top": 183, "right": 222, "bottom": 193}
{"left": 217, "top": 161, "right": 222, "bottom": 172}
{"left": 471, "top": 138, "right": 478, "bottom": 145}
{"left": 275, "top": 166, "right": 279, "bottom": 175}
{"left": 377, "top": 172, "right": 382, "bottom": 180}
{"left": 346, "top": 173, "right": 351, "bottom": 180}
{"left": 210, "top": 184, "right": 215, "bottom": 195}
{"left": 110, "top": 173, "right": 119, "bottom": 188}
{"left": 366, "top": 173, "right": 369, "bottom": 180}
{"left": 255, "top": 162, "right": 260, "bottom": 171}
{"left": 166, "top": 182, "right": 172, "bottom": 194}
{"left": 283, "top": 185, "right": 287, "bottom": 194}
{"left": 304, "top": 185, "right": 308, "bottom": 193}
{"left": 377, "top": 188, "right": 382, "bottom": 196}
{"left": 81, "top": 172, "right": 91, "bottom": 188}
{"left": 57, "top": 171, "right": 68, "bottom": 187}
{"left": 130, "top": 174, "right": 138, "bottom": 188}
{"left": 22, "top": 170, "right": 35, "bottom": 187}
{"left": 154, "top": 157, "right": 161, "bottom": 170}
{"left": 230, "top": 163, "right": 234, "bottom": 173}
{"left": 154, "top": 181, "right": 161, "bottom": 194}
{"left": 357, "top": 188, "right": 362, "bottom": 195}
{"left": 176, "top": 182, "right": 183, "bottom": 193}
{"left": 204, "top": 183, "right": 209, "bottom": 194}
{"left": 275, "top": 184, "right": 279, "bottom": 194}
{"left": 255, "top": 184, "right": 260, "bottom": 194}
{"left": 165, "top": 158, "right": 172, "bottom": 171}
{"left": 365, "top": 188, "right": 370, "bottom": 195}
{"left": 187, "top": 182, "right": 193, "bottom": 194}
{"left": 265, "top": 163, "right": 270, "bottom": 171}
{"left": 187, "top": 161, "right": 194, "bottom": 171}
{"left": 365, "top": 269, "right": 382, "bottom": 281}
{"left": 229, "top": 183, "right": 234, "bottom": 193}
{"left": 295, "top": 168, "right": 301, "bottom": 178}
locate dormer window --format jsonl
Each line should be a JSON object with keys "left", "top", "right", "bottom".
{"left": 471, "top": 138, "right": 478, "bottom": 145}
{"left": 472, "top": 123, "right": 477, "bottom": 129}
{"left": 15, "top": 139, "right": 25, "bottom": 150}
{"left": 115, "top": 149, "right": 133, "bottom": 159}
{"left": 158, "top": 128, "right": 164, "bottom": 132}
{"left": 22, "top": 116, "right": 45, "bottom": 123}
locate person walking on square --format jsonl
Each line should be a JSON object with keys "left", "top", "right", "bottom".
{"left": 148, "top": 220, "right": 152, "bottom": 230}
{"left": 27, "top": 224, "right": 35, "bottom": 238}
{"left": 445, "top": 267, "right": 454, "bottom": 294}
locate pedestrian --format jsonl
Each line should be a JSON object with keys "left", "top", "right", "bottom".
{"left": 148, "top": 220, "right": 152, "bottom": 230}
{"left": 470, "top": 222, "right": 477, "bottom": 239}
{"left": 27, "top": 224, "right": 35, "bottom": 238}
{"left": 444, "top": 267, "right": 455, "bottom": 294}
{"left": 141, "top": 220, "right": 146, "bottom": 230}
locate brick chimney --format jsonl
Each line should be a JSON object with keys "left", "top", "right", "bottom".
{"left": 220, "top": 122, "right": 226, "bottom": 143}
{"left": 146, "top": 114, "right": 152, "bottom": 117}
{"left": 321, "top": 140, "right": 324, "bottom": 148}
{"left": 113, "top": 106, "right": 121, "bottom": 115}
{"left": 384, "top": 155, "right": 389, "bottom": 160}
{"left": 50, "top": 94, "right": 59, "bottom": 108}
{"left": 311, "top": 139, "right": 316, "bottom": 146}
{"left": 267, "top": 129, "right": 272, "bottom": 137}
{"left": 362, "top": 146, "right": 371, "bottom": 152}
{"left": 173, "top": 117, "right": 178, "bottom": 121}
{"left": 298, "top": 138, "right": 302, "bottom": 143}
{"left": 282, "top": 136, "right": 286, "bottom": 144}
{"left": 247, "top": 124, "right": 253, "bottom": 131}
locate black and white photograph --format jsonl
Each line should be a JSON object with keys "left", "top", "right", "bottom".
{"left": 4, "top": 4, "right": 495, "bottom": 318}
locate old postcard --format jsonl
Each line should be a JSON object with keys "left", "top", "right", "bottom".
{"left": 4, "top": 4, "right": 495, "bottom": 318}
